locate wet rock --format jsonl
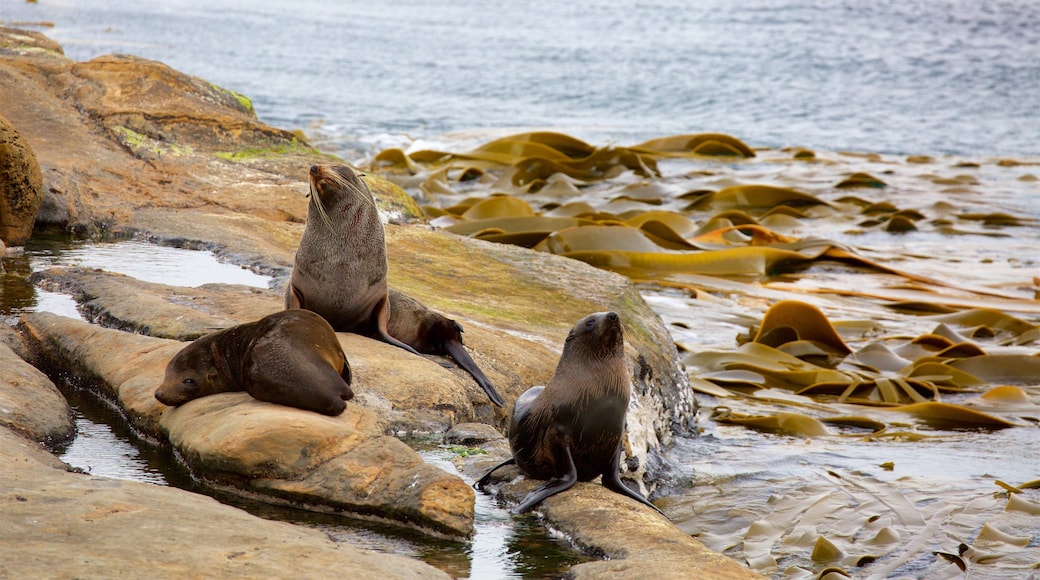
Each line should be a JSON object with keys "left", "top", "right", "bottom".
{"left": 444, "top": 422, "right": 503, "bottom": 446}
{"left": 19, "top": 312, "right": 475, "bottom": 538}
{"left": 463, "top": 451, "right": 761, "bottom": 580}
{"left": 0, "top": 113, "right": 43, "bottom": 246}
{"left": 0, "top": 340, "right": 73, "bottom": 444}
{"left": 0, "top": 426, "right": 450, "bottom": 579}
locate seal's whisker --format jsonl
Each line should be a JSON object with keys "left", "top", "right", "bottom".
{"left": 310, "top": 181, "right": 336, "bottom": 233}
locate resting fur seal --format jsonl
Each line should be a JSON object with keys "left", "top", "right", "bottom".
{"left": 475, "top": 311, "right": 662, "bottom": 514}
{"left": 155, "top": 309, "right": 353, "bottom": 416}
{"left": 286, "top": 163, "right": 504, "bottom": 406}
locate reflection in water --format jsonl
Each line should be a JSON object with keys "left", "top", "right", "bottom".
{"left": 2, "top": 233, "right": 271, "bottom": 321}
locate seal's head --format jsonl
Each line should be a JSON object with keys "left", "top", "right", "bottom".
{"left": 562, "top": 311, "right": 624, "bottom": 363}
{"left": 154, "top": 341, "right": 224, "bottom": 406}
{"left": 307, "top": 164, "right": 374, "bottom": 231}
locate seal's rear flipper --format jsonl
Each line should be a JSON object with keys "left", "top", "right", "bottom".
{"left": 374, "top": 295, "right": 422, "bottom": 355}
{"left": 602, "top": 443, "right": 666, "bottom": 517}
{"left": 512, "top": 446, "right": 578, "bottom": 514}
{"left": 474, "top": 457, "right": 516, "bottom": 489}
{"left": 444, "top": 332, "right": 505, "bottom": 407}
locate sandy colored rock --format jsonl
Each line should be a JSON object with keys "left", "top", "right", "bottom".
{"left": 19, "top": 311, "right": 476, "bottom": 537}
{"left": 0, "top": 113, "right": 43, "bottom": 246}
{"left": 0, "top": 341, "right": 73, "bottom": 444}
{"left": 0, "top": 426, "right": 449, "bottom": 579}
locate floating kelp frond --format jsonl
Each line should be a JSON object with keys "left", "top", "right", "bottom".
{"left": 929, "top": 308, "right": 1038, "bottom": 339}
{"left": 836, "top": 172, "right": 887, "bottom": 189}
{"left": 949, "top": 355, "right": 1040, "bottom": 384}
{"left": 444, "top": 216, "right": 592, "bottom": 238}
{"left": 876, "top": 402, "right": 1016, "bottom": 429}
{"left": 711, "top": 408, "right": 832, "bottom": 437}
{"left": 685, "top": 184, "right": 832, "bottom": 211}
{"left": 460, "top": 195, "right": 534, "bottom": 220}
{"left": 751, "top": 300, "right": 852, "bottom": 355}
{"left": 630, "top": 133, "right": 755, "bottom": 158}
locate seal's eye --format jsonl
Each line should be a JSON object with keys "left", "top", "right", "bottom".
{"left": 183, "top": 378, "right": 196, "bottom": 386}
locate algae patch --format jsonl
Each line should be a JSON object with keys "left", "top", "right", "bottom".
{"left": 112, "top": 126, "right": 193, "bottom": 157}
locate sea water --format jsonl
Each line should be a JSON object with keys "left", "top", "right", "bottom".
{"left": 3, "top": 0, "right": 1037, "bottom": 157}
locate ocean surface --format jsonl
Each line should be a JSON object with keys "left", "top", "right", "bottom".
{"left": 3, "top": 0, "right": 1038, "bottom": 158}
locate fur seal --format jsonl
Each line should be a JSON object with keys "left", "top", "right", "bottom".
{"left": 476, "top": 311, "right": 662, "bottom": 515}
{"left": 155, "top": 309, "right": 353, "bottom": 416}
{"left": 285, "top": 163, "right": 417, "bottom": 354}
{"left": 286, "top": 163, "right": 504, "bottom": 406}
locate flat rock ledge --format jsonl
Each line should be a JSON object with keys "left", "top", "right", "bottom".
{"left": 19, "top": 311, "right": 475, "bottom": 539}
{"left": 0, "top": 427, "right": 448, "bottom": 579}
{"left": 462, "top": 445, "right": 761, "bottom": 580}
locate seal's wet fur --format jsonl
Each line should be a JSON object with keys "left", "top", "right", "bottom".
{"left": 476, "top": 312, "right": 662, "bottom": 514}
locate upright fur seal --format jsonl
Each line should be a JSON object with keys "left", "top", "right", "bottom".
{"left": 475, "top": 311, "right": 662, "bottom": 515}
{"left": 155, "top": 309, "right": 353, "bottom": 416}
{"left": 286, "top": 163, "right": 504, "bottom": 407}
{"left": 286, "top": 163, "right": 417, "bottom": 354}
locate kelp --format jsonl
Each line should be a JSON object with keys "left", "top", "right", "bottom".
{"left": 689, "top": 299, "right": 1039, "bottom": 430}
{"left": 751, "top": 300, "right": 852, "bottom": 355}
{"left": 371, "top": 131, "right": 1040, "bottom": 578}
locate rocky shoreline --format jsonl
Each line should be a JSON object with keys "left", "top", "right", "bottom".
{"left": 0, "top": 27, "right": 756, "bottom": 578}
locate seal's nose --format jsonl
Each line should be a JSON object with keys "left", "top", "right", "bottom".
{"left": 309, "top": 165, "right": 320, "bottom": 177}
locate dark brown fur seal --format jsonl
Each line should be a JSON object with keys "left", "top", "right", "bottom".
{"left": 388, "top": 289, "right": 504, "bottom": 407}
{"left": 476, "top": 311, "right": 662, "bottom": 515}
{"left": 155, "top": 309, "right": 353, "bottom": 416}
{"left": 286, "top": 163, "right": 504, "bottom": 406}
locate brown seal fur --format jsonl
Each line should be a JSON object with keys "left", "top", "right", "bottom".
{"left": 155, "top": 309, "right": 353, "bottom": 416}
{"left": 285, "top": 163, "right": 417, "bottom": 354}
{"left": 388, "top": 289, "right": 504, "bottom": 407}
{"left": 286, "top": 163, "right": 504, "bottom": 406}
{"left": 475, "top": 311, "right": 662, "bottom": 514}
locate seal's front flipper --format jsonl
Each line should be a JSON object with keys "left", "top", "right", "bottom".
{"left": 602, "top": 443, "right": 666, "bottom": 517}
{"left": 443, "top": 329, "right": 505, "bottom": 407}
{"left": 285, "top": 283, "right": 304, "bottom": 309}
{"left": 374, "top": 295, "right": 422, "bottom": 355}
{"left": 512, "top": 446, "right": 578, "bottom": 514}
{"left": 474, "top": 457, "right": 516, "bottom": 490}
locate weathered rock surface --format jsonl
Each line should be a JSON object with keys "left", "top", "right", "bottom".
{"left": 0, "top": 426, "right": 449, "bottom": 579}
{"left": 0, "top": 341, "right": 73, "bottom": 444}
{"left": 0, "top": 112, "right": 43, "bottom": 246}
{"left": 20, "top": 311, "right": 476, "bottom": 538}
{"left": 463, "top": 448, "right": 762, "bottom": 580}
